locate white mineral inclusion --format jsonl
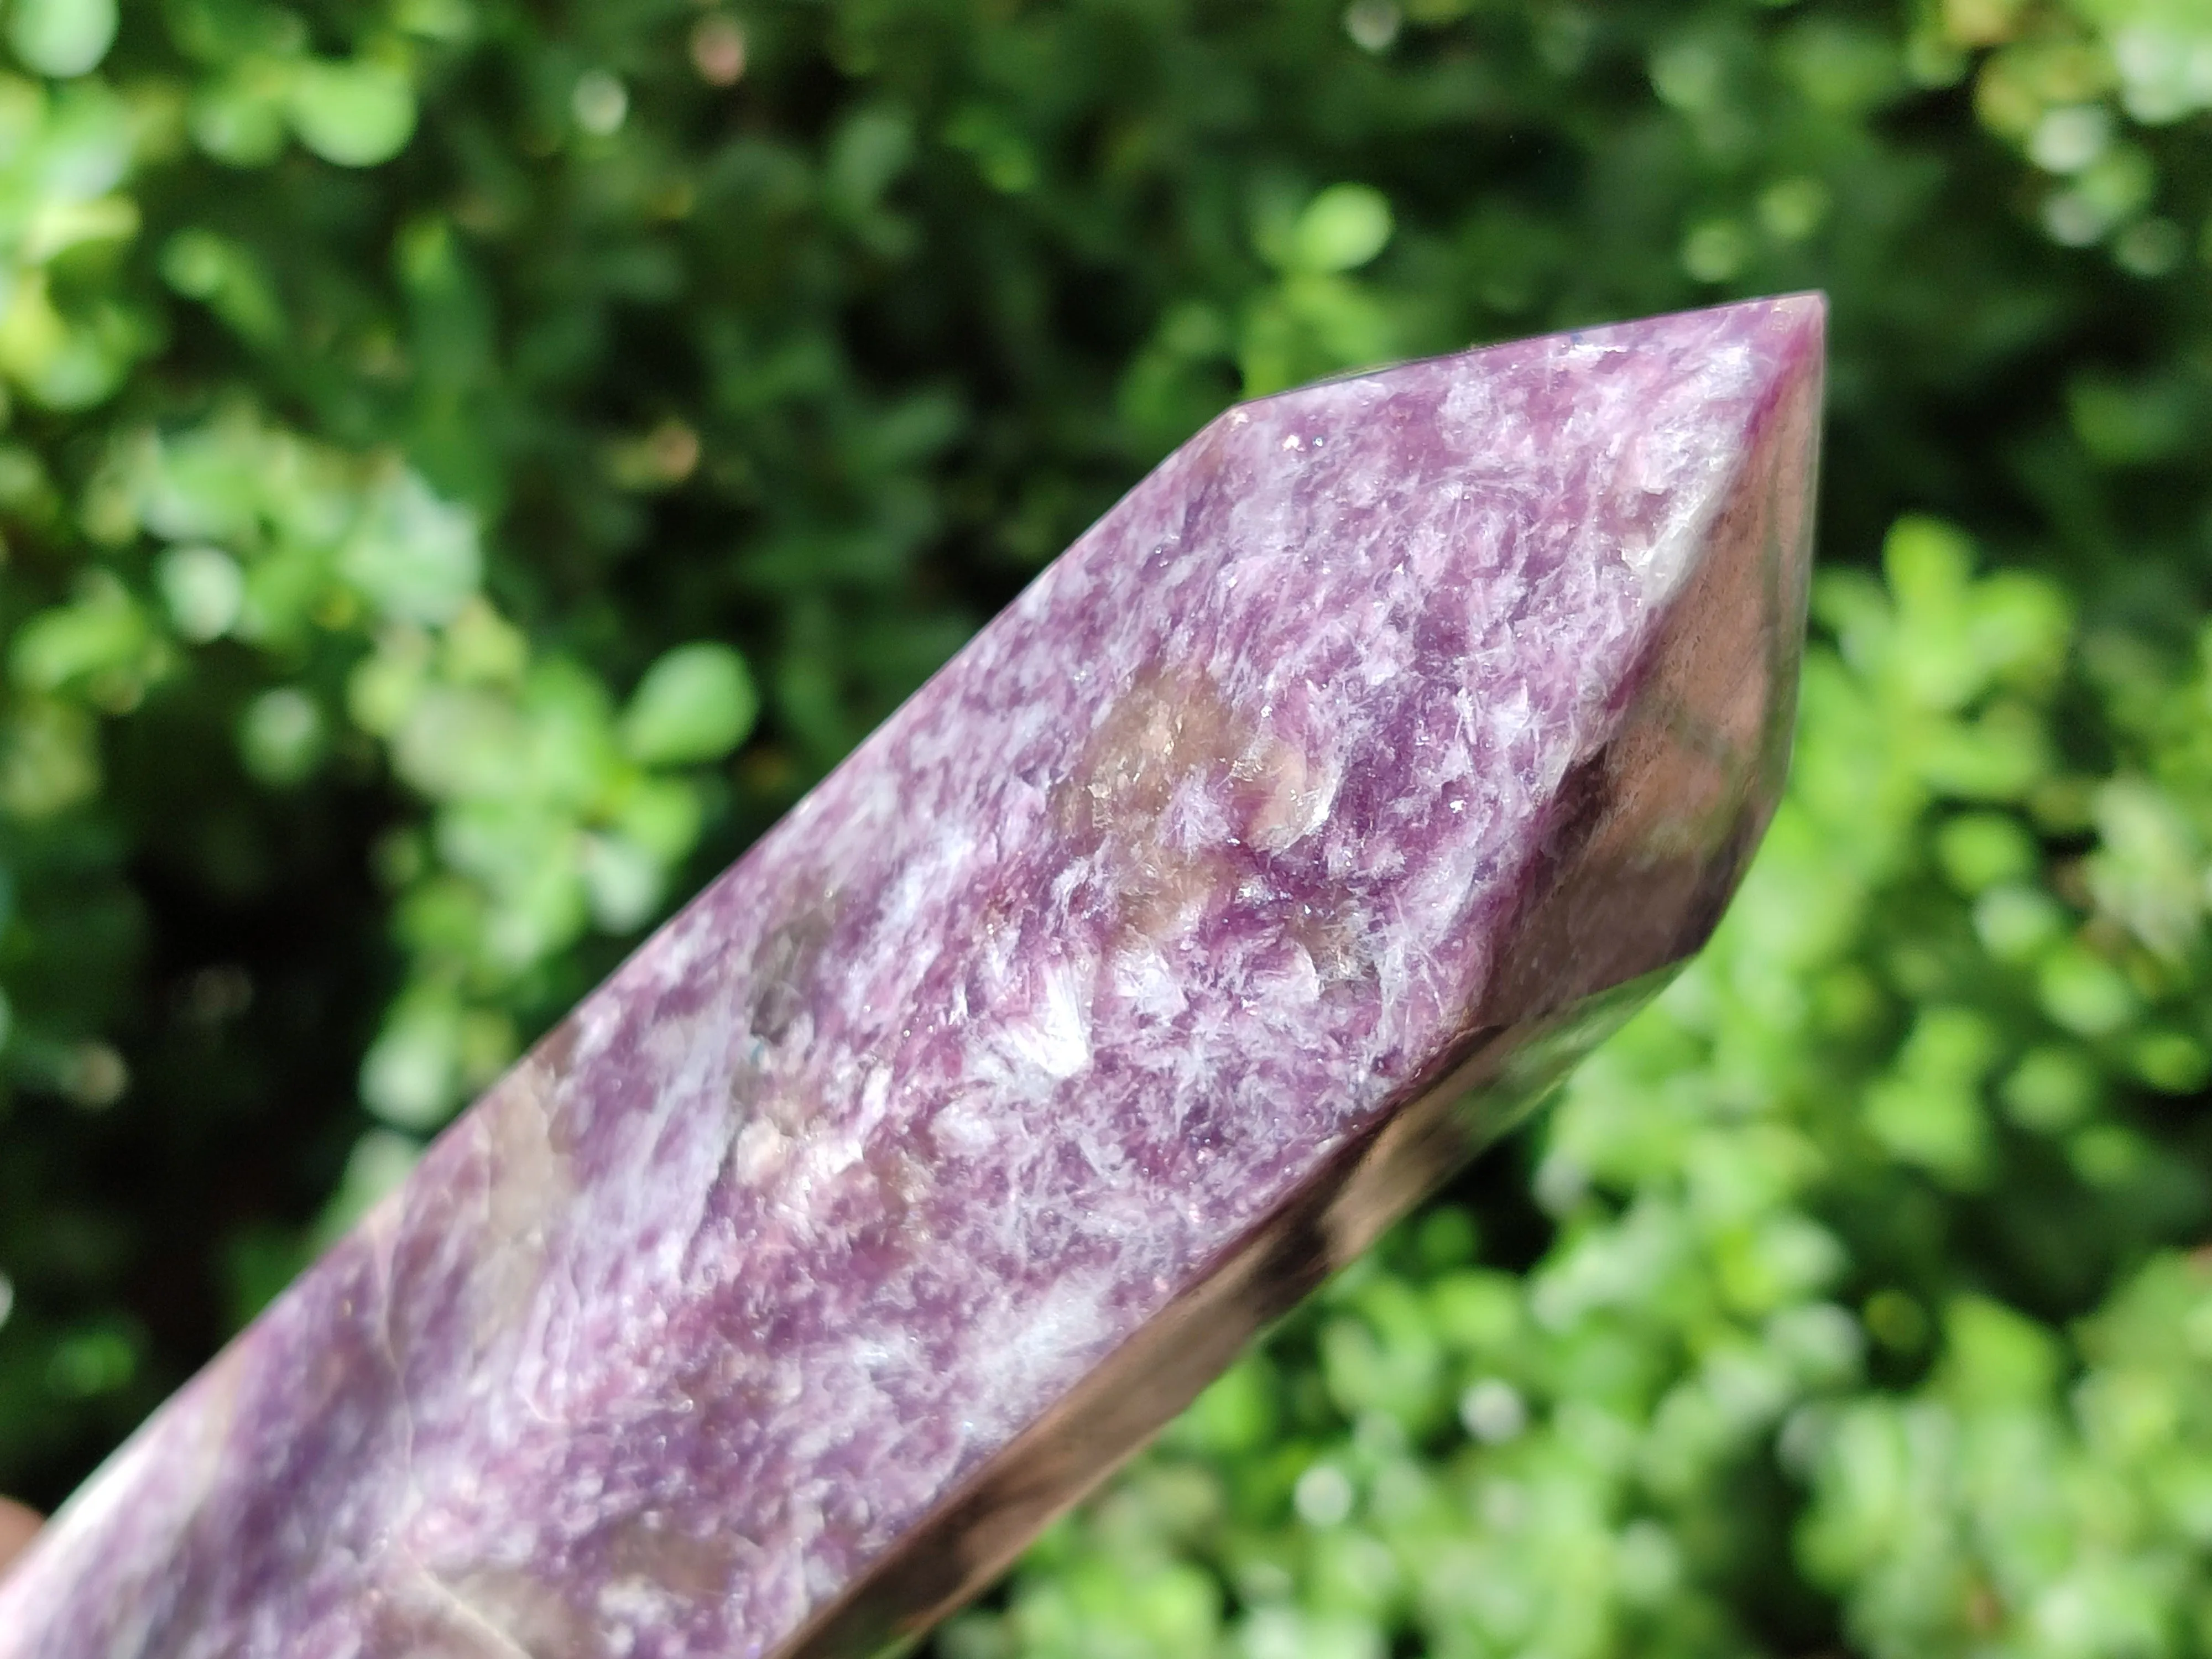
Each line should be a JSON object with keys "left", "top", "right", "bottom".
{"left": 998, "top": 959, "right": 1094, "bottom": 1081}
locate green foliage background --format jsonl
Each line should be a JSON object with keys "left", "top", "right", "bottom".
{"left": 0, "top": 0, "right": 2208, "bottom": 1652}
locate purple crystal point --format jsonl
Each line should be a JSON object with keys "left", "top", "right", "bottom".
{"left": 0, "top": 296, "right": 1823, "bottom": 1658}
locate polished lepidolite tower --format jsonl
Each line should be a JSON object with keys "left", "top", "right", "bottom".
{"left": 0, "top": 297, "right": 1823, "bottom": 1658}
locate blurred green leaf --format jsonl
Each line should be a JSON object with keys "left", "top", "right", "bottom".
{"left": 286, "top": 58, "right": 415, "bottom": 168}
{"left": 7, "top": 0, "right": 114, "bottom": 80}
{"left": 1289, "top": 185, "right": 1395, "bottom": 275}
{"left": 619, "top": 642, "right": 759, "bottom": 768}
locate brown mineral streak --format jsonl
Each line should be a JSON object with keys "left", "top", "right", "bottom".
{"left": 469, "top": 1056, "right": 584, "bottom": 1346}
{"left": 1062, "top": 667, "right": 1352, "bottom": 958}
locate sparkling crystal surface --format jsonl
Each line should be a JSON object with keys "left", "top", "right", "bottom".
{"left": 0, "top": 296, "right": 1824, "bottom": 1659}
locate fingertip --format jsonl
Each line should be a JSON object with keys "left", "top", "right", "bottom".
{"left": 0, "top": 1496, "right": 40, "bottom": 1576}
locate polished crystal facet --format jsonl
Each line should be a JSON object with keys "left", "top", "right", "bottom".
{"left": 0, "top": 296, "right": 1824, "bottom": 1659}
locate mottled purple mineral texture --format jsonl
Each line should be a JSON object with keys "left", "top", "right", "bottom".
{"left": 0, "top": 296, "right": 1823, "bottom": 1659}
